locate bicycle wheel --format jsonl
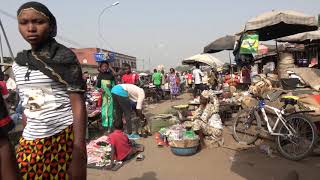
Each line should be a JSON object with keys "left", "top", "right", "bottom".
{"left": 276, "top": 114, "right": 318, "bottom": 161}
{"left": 233, "top": 109, "right": 259, "bottom": 145}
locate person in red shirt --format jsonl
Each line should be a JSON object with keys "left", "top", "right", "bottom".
{"left": 121, "top": 63, "right": 139, "bottom": 85}
{"left": 108, "top": 119, "right": 144, "bottom": 161}
{"left": 0, "top": 72, "right": 9, "bottom": 99}
{"left": 186, "top": 71, "right": 193, "bottom": 89}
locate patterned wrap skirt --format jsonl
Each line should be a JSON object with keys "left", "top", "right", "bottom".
{"left": 16, "top": 126, "right": 73, "bottom": 180}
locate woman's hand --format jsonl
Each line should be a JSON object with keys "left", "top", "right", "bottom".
{"left": 69, "top": 144, "right": 87, "bottom": 179}
{"left": 69, "top": 93, "right": 87, "bottom": 179}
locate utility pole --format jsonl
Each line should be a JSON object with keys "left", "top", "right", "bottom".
{"left": 0, "top": 33, "right": 4, "bottom": 65}
{"left": 0, "top": 18, "right": 14, "bottom": 60}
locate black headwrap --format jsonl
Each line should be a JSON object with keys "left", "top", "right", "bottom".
{"left": 17, "top": 1, "right": 57, "bottom": 37}
{"left": 15, "top": 1, "right": 85, "bottom": 93}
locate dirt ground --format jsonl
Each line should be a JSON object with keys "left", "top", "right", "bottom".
{"left": 88, "top": 93, "right": 320, "bottom": 180}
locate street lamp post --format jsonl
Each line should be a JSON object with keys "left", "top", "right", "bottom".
{"left": 97, "top": 1, "right": 120, "bottom": 51}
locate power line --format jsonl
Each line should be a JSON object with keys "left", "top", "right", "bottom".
{"left": 0, "top": 9, "right": 15, "bottom": 19}
{"left": 0, "top": 9, "right": 84, "bottom": 48}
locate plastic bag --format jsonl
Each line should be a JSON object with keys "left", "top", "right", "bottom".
{"left": 240, "top": 32, "right": 259, "bottom": 54}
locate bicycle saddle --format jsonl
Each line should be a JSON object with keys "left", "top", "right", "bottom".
{"left": 280, "top": 95, "right": 299, "bottom": 105}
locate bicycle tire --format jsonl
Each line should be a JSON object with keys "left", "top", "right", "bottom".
{"left": 276, "top": 114, "right": 318, "bottom": 161}
{"left": 233, "top": 109, "right": 259, "bottom": 145}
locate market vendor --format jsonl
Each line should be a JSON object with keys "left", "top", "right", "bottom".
{"left": 96, "top": 62, "right": 116, "bottom": 132}
{"left": 111, "top": 84, "right": 146, "bottom": 139}
{"left": 187, "top": 90, "right": 223, "bottom": 147}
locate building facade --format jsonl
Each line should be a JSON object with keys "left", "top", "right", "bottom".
{"left": 70, "top": 48, "right": 136, "bottom": 74}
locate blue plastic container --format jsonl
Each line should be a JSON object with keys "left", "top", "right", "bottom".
{"left": 94, "top": 52, "right": 115, "bottom": 62}
{"left": 170, "top": 146, "right": 198, "bottom": 156}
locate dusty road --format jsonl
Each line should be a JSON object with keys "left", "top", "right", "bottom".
{"left": 88, "top": 93, "right": 320, "bottom": 180}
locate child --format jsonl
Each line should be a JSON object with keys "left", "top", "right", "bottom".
{"left": 108, "top": 120, "right": 144, "bottom": 161}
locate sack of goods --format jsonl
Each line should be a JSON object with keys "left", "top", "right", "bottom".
{"left": 249, "top": 75, "right": 273, "bottom": 97}
{"left": 278, "top": 53, "right": 296, "bottom": 79}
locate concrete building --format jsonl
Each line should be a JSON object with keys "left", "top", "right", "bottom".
{"left": 70, "top": 48, "right": 136, "bottom": 74}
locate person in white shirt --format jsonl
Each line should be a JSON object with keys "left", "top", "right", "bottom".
{"left": 111, "top": 84, "right": 146, "bottom": 139}
{"left": 4, "top": 74, "right": 16, "bottom": 91}
{"left": 192, "top": 64, "right": 204, "bottom": 98}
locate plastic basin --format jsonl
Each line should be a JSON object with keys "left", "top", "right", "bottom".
{"left": 170, "top": 146, "right": 198, "bottom": 156}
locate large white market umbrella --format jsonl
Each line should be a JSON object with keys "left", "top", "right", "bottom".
{"left": 182, "top": 53, "right": 224, "bottom": 69}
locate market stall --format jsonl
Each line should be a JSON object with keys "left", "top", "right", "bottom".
{"left": 86, "top": 88, "right": 103, "bottom": 134}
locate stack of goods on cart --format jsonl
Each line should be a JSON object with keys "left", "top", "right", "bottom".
{"left": 220, "top": 95, "right": 237, "bottom": 104}
{"left": 87, "top": 136, "right": 113, "bottom": 168}
{"left": 233, "top": 91, "right": 250, "bottom": 105}
{"left": 238, "top": 74, "right": 278, "bottom": 109}
{"left": 157, "top": 124, "right": 200, "bottom": 156}
{"left": 220, "top": 82, "right": 238, "bottom": 101}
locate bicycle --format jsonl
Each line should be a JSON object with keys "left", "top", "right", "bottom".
{"left": 233, "top": 94, "right": 318, "bottom": 161}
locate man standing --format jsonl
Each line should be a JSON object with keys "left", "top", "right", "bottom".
{"left": 121, "top": 63, "right": 139, "bottom": 85}
{"left": 192, "top": 64, "right": 204, "bottom": 98}
{"left": 152, "top": 69, "right": 163, "bottom": 98}
{"left": 152, "top": 69, "right": 162, "bottom": 87}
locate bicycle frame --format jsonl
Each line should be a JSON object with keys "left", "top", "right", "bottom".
{"left": 254, "top": 100, "right": 295, "bottom": 137}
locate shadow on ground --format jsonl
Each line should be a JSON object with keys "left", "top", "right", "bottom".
{"left": 230, "top": 147, "right": 320, "bottom": 180}
{"left": 128, "top": 172, "right": 158, "bottom": 180}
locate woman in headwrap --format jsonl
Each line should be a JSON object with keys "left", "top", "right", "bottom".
{"left": 14, "top": 2, "right": 87, "bottom": 179}
{"left": 188, "top": 90, "right": 223, "bottom": 147}
{"left": 96, "top": 62, "right": 116, "bottom": 132}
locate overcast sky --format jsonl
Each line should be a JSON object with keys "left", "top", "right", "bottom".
{"left": 0, "top": 0, "right": 319, "bottom": 70}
